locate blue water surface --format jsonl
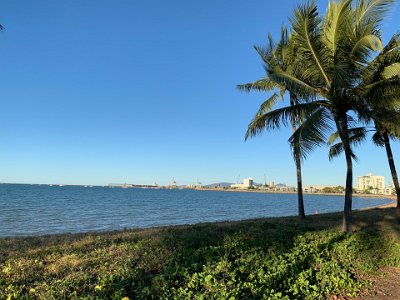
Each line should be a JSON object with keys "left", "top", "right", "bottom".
{"left": 0, "top": 184, "right": 392, "bottom": 237}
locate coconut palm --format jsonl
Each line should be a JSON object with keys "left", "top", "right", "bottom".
{"left": 248, "top": 0, "right": 397, "bottom": 232}
{"left": 367, "top": 116, "right": 400, "bottom": 219}
{"left": 328, "top": 32, "right": 400, "bottom": 221}
{"left": 238, "top": 28, "right": 306, "bottom": 219}
{"left": 377, "top": 123, "right": 400, "bottom": 223}
{"left": 360, "top": 33, "right": 400, "bottom": 222}
{"left": 329, "top": 113, "right": 400, "bottom": 222}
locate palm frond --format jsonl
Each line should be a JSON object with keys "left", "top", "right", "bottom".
{"left": 347, "top": 0, "right": 395, "bottom": 71}
{"left": 372, "top": 131, "right": 385, "bottom": 146}
{"left": 328, "top": 126, "right": 367, "bottom": 145}
{"left": 237, "top": 78, "right": 276, "bottom": 93}
{"left": 253, "top": 33, "right": 276, "bottom": 66}
{"left": 362, "top": 76, "right": 400, "bottom": 110}
{"left": 349, "top": 127, "right": 368, "bottom": 146}
{"left": 327, "top": 131, "right": 341, "bottom": 145}
{"left": 385, "top": 123, "right": 400, "bottom": 138}
{"left": 374, "top": 112, "right": 400, "bottom": 138}
{"left": 355, "top": 0, "right": 396, "bottom": 28}
{"left": 329, "top": 142, "right": 358, "bottom": 161}
{"left": 361, "top": 32, "right": 400, "bottom": 84}
{"left": 350, "top": 34, "right": 383, "bottom": 60}
{"left": 324, "top": 0, "right": 352, "bottom": 53}
{"left": 329, "top": 142, "right": 345, "bottom": 160}
{"left": 382, "top": 63, "right": 400, "bottom": 79}
{"left": 290, "top": 1, "right": 331, "bottom": 87}
{"left": 268, "top": 67, "right": 322, "bottom": 99}
{"left": 289, "top": 107, "right": 333, "bottom": 160}
{"left": 328, "top": 127, "right": 366, "bottom": 161}
{"left": 254, "top": 45, "right": 273, "bottom": 66}
{"left": 381, "top": 32, "right": 400, "bottom": 53}
{"left": 245, "top": 100, "right": 327, "bottom": 140}
{"left": 251, "top": 93, "right": 281, "bottom": 119}
{"left": 277, "top": 26, "right": 290, "bottom": 67}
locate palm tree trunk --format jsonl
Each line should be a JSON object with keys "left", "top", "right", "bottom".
{"left": 290, "top": 94, "right": 305, "bottom": 219}
{"left": 338, "top": 114, "right": 353, "bottom": 233}
{"left": 383, "top": 131, "right": 400, "bottom": 223}
{"left": 294, "top": 152, "right": 305, "bottom": 219}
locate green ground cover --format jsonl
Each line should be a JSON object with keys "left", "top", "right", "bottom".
{"left": 1, "top": 207, "right": 399, "bottom": 299}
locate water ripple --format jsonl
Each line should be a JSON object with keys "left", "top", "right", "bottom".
{"left": 0, "top": 184, "right": 392, "bottom": 237}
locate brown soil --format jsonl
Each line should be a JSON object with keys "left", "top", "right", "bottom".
{"left": 328, "top": 267, "right": 400, "bottom": 300}
{"left": 359, "top": 267, "right": 400, "bottom": 300}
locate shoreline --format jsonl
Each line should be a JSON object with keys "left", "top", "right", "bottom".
{"left": 196, "top": 187, "right": 397, "bottom": 210}
{"left": 361, "top": 196, "right": 396, "bottom": 209}
{"left": 195, "top": 187, "right": 395, "bottom": 200}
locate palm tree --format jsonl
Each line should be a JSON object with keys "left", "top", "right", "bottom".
{"left": 379, "top": 131, "right": 400, "bottom": 222}
{"left": 356, "top": 32, "right": 400, "bottom": 222}
{"left": 329, "top": 114, "right": 400, "bottom": 222}
{"left": 238, "top": 28, "right": 306, "bottom": 219}
{"left": 371, "top": 118, "right": 400, "bottom": 222}
{"left": 247, "top": 0, "right": 397, "bottom": 232}
{"left": 329, "top": 32, "right": 400, "bottom": 222}
{"left": 361, "top": 33, "right": 400, "bottom": 222}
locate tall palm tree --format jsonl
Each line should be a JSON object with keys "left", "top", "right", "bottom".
{"left": 370, "top": 118, "right": 400, "bottom": 222}
{"left": 248, "top": 0, "right": 397, "bottom": 232}
{"left": 238, "top": 28, "right": 306, "bottom": 219}
{"left": 329, "top": 32, "right": 400, "bottom": 222}
{"left": 361, "top": 33, "right": 400, "bottom": 222}
{"left": 379, "top": 126, "right": 400, "bottom": 223}
{"left": 329, "top": 114, "right": 400, "bottom": 222}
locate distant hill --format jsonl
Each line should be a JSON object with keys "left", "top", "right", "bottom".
{"left": 204, "top": 182, "right": 233, "bottom": 188}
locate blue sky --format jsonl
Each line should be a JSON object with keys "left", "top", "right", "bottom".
{"left": 0, "top": 0, "right": 399, "bottom": 186}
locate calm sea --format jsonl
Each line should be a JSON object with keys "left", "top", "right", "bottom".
{"left": 0, "top": 184, "right": 392, "bottom": 237}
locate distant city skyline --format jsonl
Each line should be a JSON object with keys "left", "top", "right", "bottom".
{"left": 2, "top": 170, "right": 392, "bottom": 188}
{"left": 0, "top": 1, "right": 399, "bottom": 187}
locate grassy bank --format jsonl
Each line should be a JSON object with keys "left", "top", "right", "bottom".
{"left": 1, "top": 208, "right": 399, "bottom": 299}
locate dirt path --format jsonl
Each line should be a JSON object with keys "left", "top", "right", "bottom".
{"left": 359, "top": 267, "right": 400, "bottom": 300}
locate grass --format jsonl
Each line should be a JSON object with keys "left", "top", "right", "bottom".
{"left": 1, "top": 207, "right": 399, "bottom": 299}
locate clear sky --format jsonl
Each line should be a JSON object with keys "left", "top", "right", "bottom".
{"left": 0, "top": 0, "right": 399, "bottom": 186}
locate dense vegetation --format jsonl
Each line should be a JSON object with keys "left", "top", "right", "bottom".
{"left": 1, "top": 207, "right": 399, "bottom": 299}
{"left": 322, "top": 186, "right": 345, "bottom": 194}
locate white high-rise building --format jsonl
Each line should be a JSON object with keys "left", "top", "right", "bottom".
{"left": 231, "top": 177, "right": 254, "bottom": 189}
{"left": 357, "top": 173, "right": 385, "bottom": 193}
{"left": 243, "top": 178, "right": 253, "bottom": 188}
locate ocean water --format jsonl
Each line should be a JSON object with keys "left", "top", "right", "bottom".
{"left": 0, "top": 184, "right": 392, "bottom": 237}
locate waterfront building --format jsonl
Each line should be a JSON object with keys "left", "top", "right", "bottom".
{"left": 243, "top": 178, "right": 253, "bottom": 188}
{"left": 303, "top": 186, "right": 317, "bottom": 193}
{"left": 275, "top": 186, "right": 290, "bottom": 192}
{"left": 270, "top": 181, "right": 275, "bottom": 188}
{"left": 384, "top": 183, "right": 395, "bottom": 196}
{"left": 357, "top": 173, "right": 385, "bottom": 193}
{"left": 231, "top": 177, "right": 253, "bottom": 189}
{"left": 303, "top": 185, "right": 344, "bottom": 193}
{"left": 272, "top": 184, "right": 295, "bottom": 192}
